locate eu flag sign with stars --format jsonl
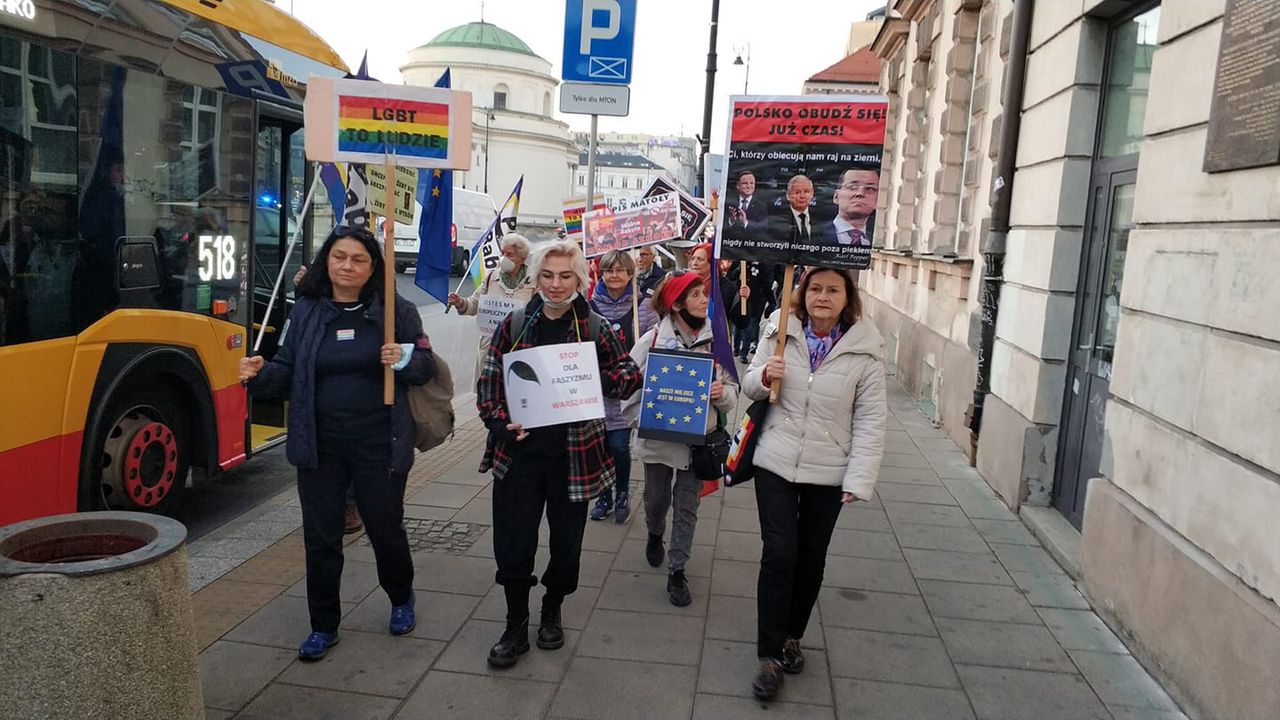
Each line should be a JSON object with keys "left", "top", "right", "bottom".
{"left": 637, "top": 349, "right": 715, "bottom": 444}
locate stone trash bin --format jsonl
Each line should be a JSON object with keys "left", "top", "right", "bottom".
{"left": 0, "top": 512, "right": 204, "bottom": 720}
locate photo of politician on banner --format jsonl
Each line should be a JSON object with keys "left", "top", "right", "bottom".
{"left": 716, "top": 95, "right": 888, "bottom": 270}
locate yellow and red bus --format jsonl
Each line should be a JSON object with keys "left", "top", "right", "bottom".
{"left": 0, "top": 0, "right": 347, "bottom": 524}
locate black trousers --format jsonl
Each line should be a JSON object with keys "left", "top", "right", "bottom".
{"left": 492, "top": 452, "right": 588, "bottom": 624}
{"left": 754, "top": 467, "right": 844, "bottom": 660}
{"left": 297, "top": 438, "right": 413, "bottom": 633}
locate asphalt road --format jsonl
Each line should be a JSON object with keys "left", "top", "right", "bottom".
{"left": 181, "top": 270, "right": 484, "bottom": 541}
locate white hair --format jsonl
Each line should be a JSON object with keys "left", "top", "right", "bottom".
{"left": 500, "top": 232, "right": 532, "bottom": 260}
{"left": 529, "top": 240, "right": 591, "bottom": 294}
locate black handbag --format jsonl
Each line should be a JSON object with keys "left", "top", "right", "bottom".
{"left": 724, "top": 398, "right": 771, "bottom": 486}
{"left": 690, "top": 424, "right": 731, "bottom": 480}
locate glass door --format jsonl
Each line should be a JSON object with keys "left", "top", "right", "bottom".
{"left": 248, "top": 116, "right": 305, "bottom": 450}
{"left": 1053, "top": 4, "right": 1157, "bottom": 528}
{"left": 1054, "top": 170, "right": 1135, "bottom": 526}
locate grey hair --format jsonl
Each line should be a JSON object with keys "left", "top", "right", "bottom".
{"left": 599, "top": 249, "right": 635, "bottom": 274}
{"left": 529, "top": 240, "right": 591, "bottom": 293}
{"left": 787, "top": 174, "right": 813, "bottom": 191}
{"left": 499, "top": 232, "right": 532, "bottom": 260}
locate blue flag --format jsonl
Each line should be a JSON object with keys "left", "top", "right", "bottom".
{"left": 708, "top": 265, "right": 741, "bottom": 382}
{"left": 412, "top": 69, "right": 453, "bottom": 305}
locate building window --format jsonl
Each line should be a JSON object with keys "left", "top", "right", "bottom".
{"left": 578, "top": 174, "right": 584, "bottom": 187}
{"left": 543, "top": 91, "right": 551, "bottom": 115}
{"left": 608, "top": 176, "right": 615, "bottom": 188}
{"left": 493, "top": 83, "right": 509, "bottom": 110}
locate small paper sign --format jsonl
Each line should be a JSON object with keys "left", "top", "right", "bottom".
{"left": 367, "top": 164, "right": 417, "bottom": 223}
{"left": 504, "top": 342, "right": 605, "bottom": 429}
{"left": 637, "top": 349, "right": 715, "bottom": 443}
{"left": 477, "top": 296, "right": 523, "bottom": 337}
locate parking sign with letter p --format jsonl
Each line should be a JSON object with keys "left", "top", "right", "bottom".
{"left": 562, "top": 0, "right": 636, "bottom": 85}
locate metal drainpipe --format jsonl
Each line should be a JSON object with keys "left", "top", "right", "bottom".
{"left": 969, "top": 0, "right": 1034, "bottom": 448}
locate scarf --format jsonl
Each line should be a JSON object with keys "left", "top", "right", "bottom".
{"left": 805, "top": 320, "right": 844, "bottom": 372}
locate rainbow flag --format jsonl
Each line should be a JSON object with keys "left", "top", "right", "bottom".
{"left": 337, "top": 96, "right": 450, "bottom": 160}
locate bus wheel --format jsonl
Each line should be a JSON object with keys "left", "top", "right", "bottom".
{"left": 395, "top": 262, "right": 409, "bottom": 273}
{"left": 94, "top": 389, "right": 190, "bottom": 515}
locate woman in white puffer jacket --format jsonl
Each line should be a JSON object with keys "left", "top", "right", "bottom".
{"left": 740, "top": 268, "right": 887, "bottom": 702}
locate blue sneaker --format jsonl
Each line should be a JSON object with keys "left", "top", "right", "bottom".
{"left": 389, "top": 593, "right": 416, "bottom": 635}
{"left": 589, "top": 495, "right": 612, "bottom": 521}
{"left": 614, "top": 493, "right": 631, "bottom": 524}
{"left": 297, "top": 631, "right": 339, "bottom": 661}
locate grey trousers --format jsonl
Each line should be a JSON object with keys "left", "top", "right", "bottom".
{"left": 643, "top": 463, "right": 702, "bottom": 572}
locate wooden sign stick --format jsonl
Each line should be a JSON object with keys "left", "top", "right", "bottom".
{"left": 383, "top": 156, "right": 396, "bottom": 405}
{"left": 739, "top": 262, "right": 748, "bottom": 315}
{"left": 769, "top": 264, "right": 796, "bottom": 404}
{"left": 631, "top": 271, "right": 640, "bottom": 341}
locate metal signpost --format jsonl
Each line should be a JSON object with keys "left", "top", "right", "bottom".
{"left": 562, "top": 0, "right": 636, "bottom": 215}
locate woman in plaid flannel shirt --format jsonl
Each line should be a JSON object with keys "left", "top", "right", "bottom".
{"left": 476, "top": 241, "right": 642, "bottom": 669}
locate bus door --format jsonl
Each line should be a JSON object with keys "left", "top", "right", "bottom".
{"left": 249, "top": 113, "right": 310, "bottom": 451}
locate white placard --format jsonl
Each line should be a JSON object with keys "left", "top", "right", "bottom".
{"left": 503, "top": 342, "right": 605, "bottom": 429}
{"left": 559, "top": 82, "right": 631, "bottom": 117}
{"left": 477, "top": 296, "right": 523, "bottom": 337}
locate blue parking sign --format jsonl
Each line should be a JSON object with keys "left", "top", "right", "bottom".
{"left": 562, "top": 0, "right": 636, "bottom": 85}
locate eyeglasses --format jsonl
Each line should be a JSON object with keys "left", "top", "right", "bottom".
{"left": 839, "top": 182, "right": 879, "bottom": 193}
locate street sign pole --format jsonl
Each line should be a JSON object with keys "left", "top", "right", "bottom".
{"left": 585, "top": 114, "right": 599, "bottom": 246}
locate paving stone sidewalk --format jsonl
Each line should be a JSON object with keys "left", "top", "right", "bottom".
{"left": 195, "top": 380, "right": 1187, "bottom": 720}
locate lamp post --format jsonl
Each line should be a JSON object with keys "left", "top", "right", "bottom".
{"left": 733, "top": 43, "right": 751, "bottom": 94}
{"left": 482, "top": 109, "right": 496, "bottom": 193}
{"left": 695, "top": 0, "right": 721, "bottom": 197}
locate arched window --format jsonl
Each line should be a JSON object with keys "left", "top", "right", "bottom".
{"left": 493, "top": 83, "right": 509, "bottom": 110}
{"left": 543, "top": 91, "right": 552, "bottom": 115}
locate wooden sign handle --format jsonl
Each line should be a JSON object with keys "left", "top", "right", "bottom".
{"left": 631, "top": 272, "right": 640, "bottom": 341}
{"left": 739, "top": 262, "right": 748, "bottom": 315}
{"left": 769, "top": 264, "right": 795, "bottom": 404}
{"left": 383, "top": 157, "right": 396, "bottom": 406}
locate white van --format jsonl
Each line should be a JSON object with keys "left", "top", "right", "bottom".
{"left": 389, "top": 187, "right": 497, "bottom": 276}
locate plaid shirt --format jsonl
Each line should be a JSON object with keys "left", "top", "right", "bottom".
{"left": 477, "top": 294, "right": 643, "bottom": 501}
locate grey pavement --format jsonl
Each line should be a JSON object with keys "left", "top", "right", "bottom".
{"left": 198, "top": 379, "right": 1187, "bottom": 720}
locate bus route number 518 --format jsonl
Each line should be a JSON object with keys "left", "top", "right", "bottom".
{"left": 198, "top": 234, "right": 238, "bottom": 282}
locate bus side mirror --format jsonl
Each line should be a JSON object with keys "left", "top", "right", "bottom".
{"left": 117, "top": 237, "right": 161, "bottom": 290}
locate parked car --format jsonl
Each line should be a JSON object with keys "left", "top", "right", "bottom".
{"left": 388, "top": 187, "right": 497, "bottom": 275}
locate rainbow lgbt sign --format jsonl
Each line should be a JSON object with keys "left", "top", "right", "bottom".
{"left": 304, "top": 76, "right": 472, "bottom": 170}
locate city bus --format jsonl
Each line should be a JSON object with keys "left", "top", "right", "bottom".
{"left": 0, "top": 0, "right": 348, "bottom": 524}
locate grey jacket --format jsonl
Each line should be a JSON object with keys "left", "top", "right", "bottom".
{"left": 742, "top": 310, "right": 887, "bottom": 499}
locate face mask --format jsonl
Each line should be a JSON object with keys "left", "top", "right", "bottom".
{"left": 499, "top": 257, "right": 517, "bottom": 274}
{"left": 539, "top": 290, "right": 578, "bottom": 310}
{"left": 677, "top": 307, "right": 706, "bottom": 330}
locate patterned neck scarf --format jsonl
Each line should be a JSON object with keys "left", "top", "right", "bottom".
{"left": 805, "top": 320, "right": 844, "bottom": 372}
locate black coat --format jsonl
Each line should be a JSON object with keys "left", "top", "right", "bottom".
{"left": 249, "top": 293, "right": 435, "bottom": 474}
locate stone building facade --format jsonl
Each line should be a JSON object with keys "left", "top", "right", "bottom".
{"left": 869, "top": 2, "right": 1280, "bottom": 719}
{"left": 401, "top": 22, "right": 579, "bottom": 231}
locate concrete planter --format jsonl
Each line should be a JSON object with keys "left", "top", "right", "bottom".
{"left": 0, "top": 512, "right": 204, "bottom": 720}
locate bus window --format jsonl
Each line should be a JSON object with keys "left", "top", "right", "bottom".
{"left": 75, "top": 58, "right": 254, "bottom": 325}
{"left": 0, "top": 37, "right": 81, "bottom": 347}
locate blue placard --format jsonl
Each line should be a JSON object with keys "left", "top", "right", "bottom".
{"left": 638, "top": 349, "right": 714, "bottom": 443}
{"left": 562, "top": 0, "right": 636, "bottom": 85}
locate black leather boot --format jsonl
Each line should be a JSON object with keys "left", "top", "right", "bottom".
{"left": 487, "top": 617, "right": 530, "bottom": 669}
{"left": 536, "top": 603, "right": 565, "bottom": 650}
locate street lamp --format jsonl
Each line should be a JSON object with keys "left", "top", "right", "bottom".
{"left": 483, "top": 109, "right": 496, "bottom": 193}
{"left": 733, "top": 43, "right": 750, "bottom": 94}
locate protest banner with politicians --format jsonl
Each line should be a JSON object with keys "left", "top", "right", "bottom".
{"left": 583, "top": 192, "right": 682, "bottom": 258}
{"left": 715, "top": 95, "right": 888, "bottom": 270}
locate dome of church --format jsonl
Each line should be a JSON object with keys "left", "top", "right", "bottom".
{"left": 419, "top": 21, "right": 539, "bottom": 58}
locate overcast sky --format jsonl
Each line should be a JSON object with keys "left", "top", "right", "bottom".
{"left": 288, "top": 0, "right": 885, "bottom": 150}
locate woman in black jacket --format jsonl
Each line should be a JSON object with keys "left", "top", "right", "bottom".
{"left": 239, "top": 226, "right": 435, "bottom": 661}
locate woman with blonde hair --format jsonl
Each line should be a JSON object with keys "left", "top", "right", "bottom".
{"left": 476, "top": 240, "right": 642, "bottom": 669}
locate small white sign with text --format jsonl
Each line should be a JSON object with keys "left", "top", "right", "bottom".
{"left": 503, "top": 341, "right": 604, "bottom": 429}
